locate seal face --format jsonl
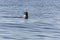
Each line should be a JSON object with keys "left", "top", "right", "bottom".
{"left": 24, "top": 12, "right": 28, "bottom": 19}
{"left": 24, "top": 14, "right": 26, "bottom": 18}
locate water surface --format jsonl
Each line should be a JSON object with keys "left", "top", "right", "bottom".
{"left": 0, "top": 0, "right": 60, "bottom": 40}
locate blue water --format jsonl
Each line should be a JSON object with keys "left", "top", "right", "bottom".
{"left": 0, "top": 0, "right": 60, "bottom": 40}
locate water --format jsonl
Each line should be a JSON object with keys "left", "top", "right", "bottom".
{"left": 0, "top": 0, "right": 60, "bottom": 40}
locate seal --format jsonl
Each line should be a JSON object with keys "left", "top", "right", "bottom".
{"left": 24, "top": 12, "right": 28, "bottom": 19}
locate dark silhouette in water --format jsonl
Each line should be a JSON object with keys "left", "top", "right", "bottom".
{"left": 24, "top": 12, "right": 28, "bottom": 19}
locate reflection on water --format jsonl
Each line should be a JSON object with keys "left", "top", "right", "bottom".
{"left": 0, "top": 0, "right": 60, "bottom": 40}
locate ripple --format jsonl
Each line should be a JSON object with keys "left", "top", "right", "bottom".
{"left": 0, "top": 23, "right": 28, "bottom": 28}
{"left": 3, "top": 36, "right": 15, "bottom": 39}
{"left": 36, "top": 35, "right": 48, "bottom": 37}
